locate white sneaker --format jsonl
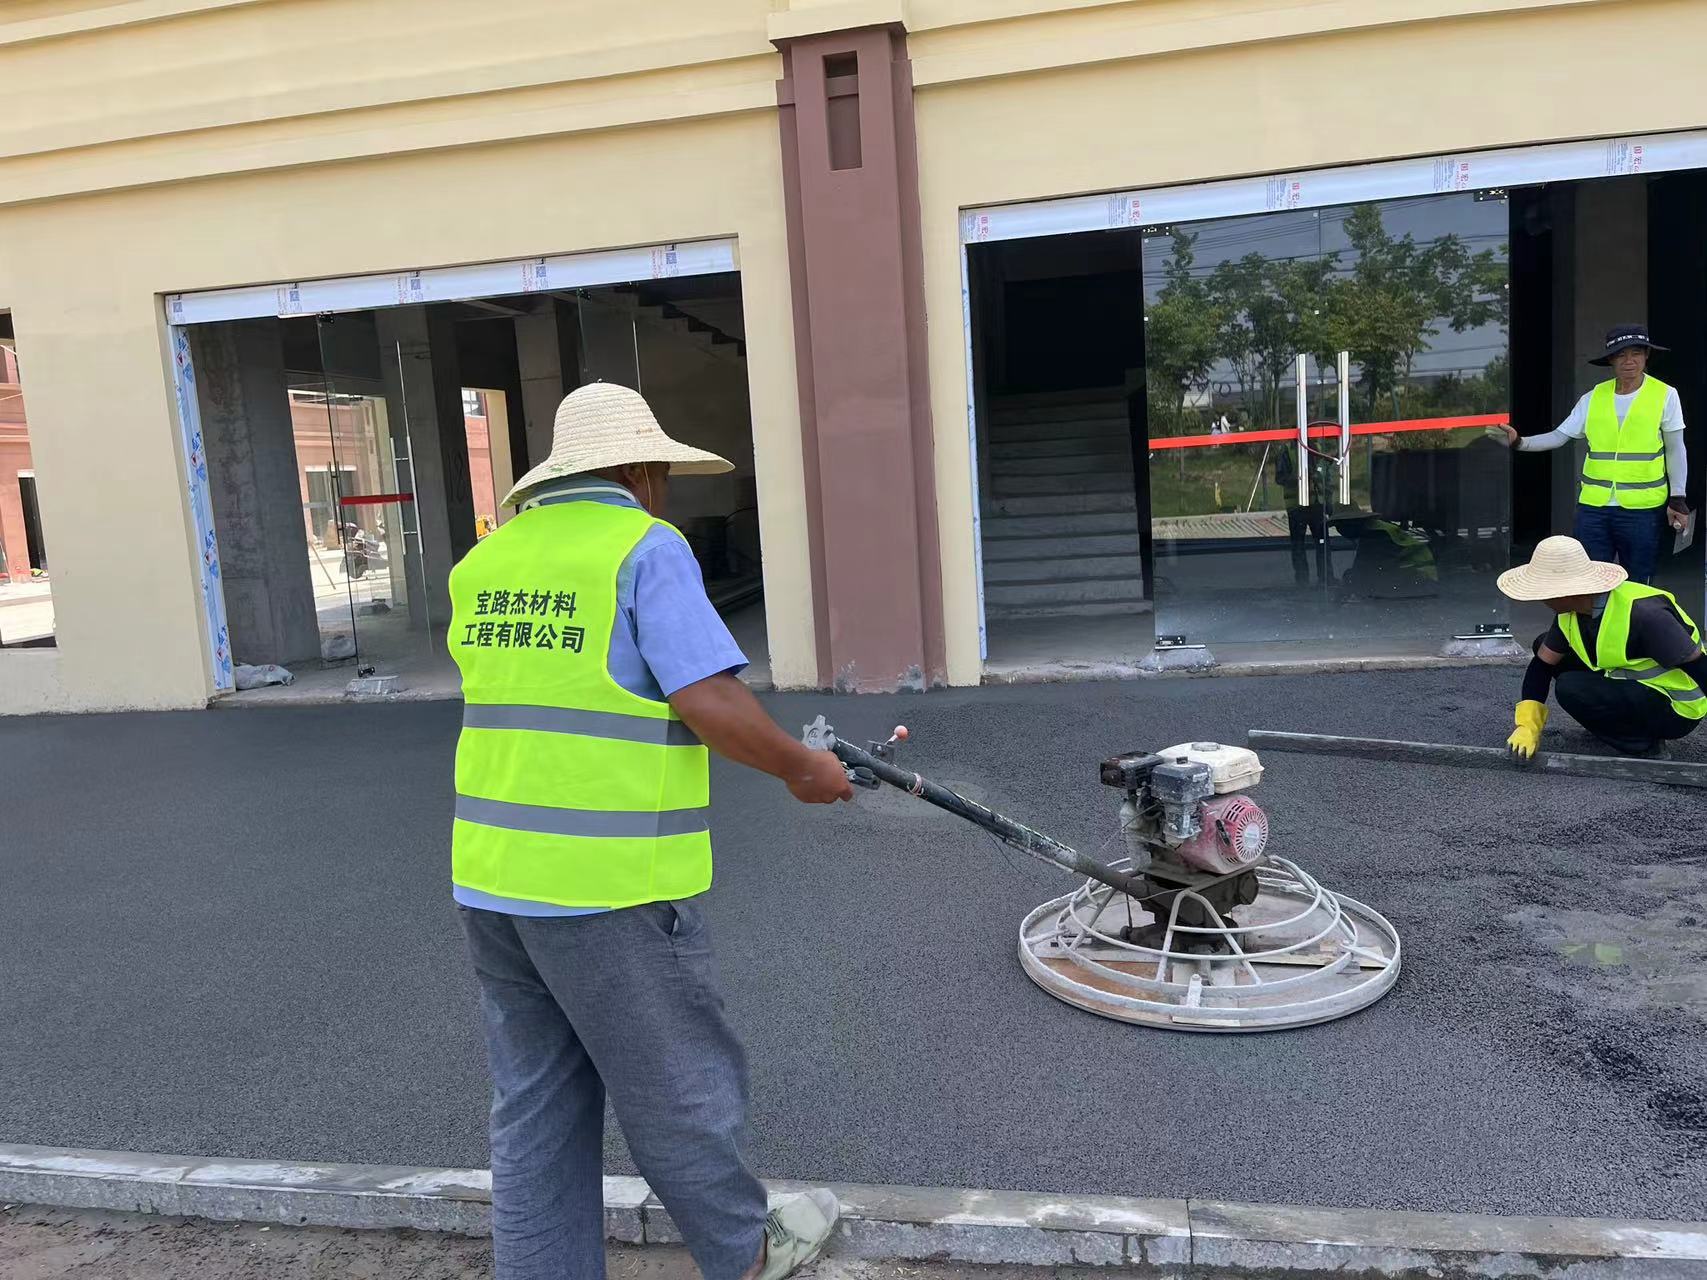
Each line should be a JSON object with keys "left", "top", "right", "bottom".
{"left": 754, "top": 1189, "right": 840, "bottom": 1280}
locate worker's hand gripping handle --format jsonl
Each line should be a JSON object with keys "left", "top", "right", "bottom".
{"left": 802, "top": 716, "right": 907, "bottom": 790}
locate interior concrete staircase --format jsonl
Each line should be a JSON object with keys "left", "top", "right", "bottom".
{"left": 979, "top": 389, "right": 1149, "bottom": 619}
{"left": 608, "top": 286, "right": 747, "bottom": 365}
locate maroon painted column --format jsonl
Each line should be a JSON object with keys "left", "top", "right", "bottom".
{"left": 776, "top": 23, "right": 945, "bottom": 692}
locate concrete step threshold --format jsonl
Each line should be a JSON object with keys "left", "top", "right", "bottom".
{"left": 982, "top": 651, "right": 1527, "bottom": 685}
{"left": 1, "top": 1145, "right": 1700, "bottom": 1280}
{"left": 980, "top": 555, "right": 1144, "bottom": 584}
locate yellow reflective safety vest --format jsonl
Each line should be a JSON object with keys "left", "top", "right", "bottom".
{"left": 1578, "top": 375, "right": 1670, "bottom": 510}
{"left": 1557, "top": 582, "right": 1707, "bottom": 721}
{"left": 448, "top": 499, "right": 712, "bottom": 908}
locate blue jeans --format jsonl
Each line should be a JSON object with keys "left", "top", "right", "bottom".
{"left": 460, "top": 900, "right": 767, "bottom": 1280}
{"left": 1571, "top": 504, "right": 1665, "bottom": 584}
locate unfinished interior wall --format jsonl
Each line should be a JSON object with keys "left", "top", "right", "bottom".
{"left": 376, "top": 306, "right": 473, "bottom": 628}
{"left": 636, "top": 309, "right": 760, "bottom": 599}
{"left": 514, "top": 300, "right": 580, "bottom": 471}
{"left": 640, "top": 323, "right": 754, "bottom": 505}
{"left": 188, "top": 319, "right": 320, "bottom": 667}
{"left": 454, "top": 314, "right": 528, "bottom": 521}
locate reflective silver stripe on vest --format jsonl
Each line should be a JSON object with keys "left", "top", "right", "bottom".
{"left": 463, "top": 703, "right": 700, "bottom": 747}
{"left": 1603, "top": 667, "right": 1707, "bottom": 702}
{"left": 1587, "top": 448, "right": 1665, "bottom": 461}
{"left": 456, "top": 795, "right": 709, "bottom": 838}
{"left": 1581, "top": 475, "right": 1666, "bottom": 490}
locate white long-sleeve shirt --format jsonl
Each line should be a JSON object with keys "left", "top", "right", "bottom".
{"left": 1517, "top": 377, "right": 1687, "bottom": 503}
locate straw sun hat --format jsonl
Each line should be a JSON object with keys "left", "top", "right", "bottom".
{"left": 502, "top": 381, "right": 732, "bottom": 507}
{"left": 1496, "top": 535, "right": 1627, "bottom": 602}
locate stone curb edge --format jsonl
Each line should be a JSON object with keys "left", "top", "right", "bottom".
{"left": 3, "top": 1144, "right": 1704, "bottom": 1278}
{"left": 208, "top": 654, "right": 1524, "bottom": 708}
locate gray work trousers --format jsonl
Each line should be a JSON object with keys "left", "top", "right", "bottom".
{"left": 460, "top": 900, "right": 768, "bottom": 1280}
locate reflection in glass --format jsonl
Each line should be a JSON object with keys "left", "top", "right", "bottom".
{"left": 290, "top": 378, "right": 405, "bottom": 663}
{"left": 1144, "top": 192, "right": 1512, "bottom": 653}
{"left": 0, "top": 331, "right": 55, "bottom": 647}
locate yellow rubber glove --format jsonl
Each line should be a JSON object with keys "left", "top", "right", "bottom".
{"left": 1507, "top": 700, "right": 1548, "bottom": 761}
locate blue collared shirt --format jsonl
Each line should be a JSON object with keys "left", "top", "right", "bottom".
{"left": 453, "top": 476, "right": 748, "bottom": 916}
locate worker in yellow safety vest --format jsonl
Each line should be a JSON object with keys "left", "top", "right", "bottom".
{"left": 1497, "top": 535, "right": 1706, "bottom": 758}
{"left": 1496, "top": 324, "right": 1692, "bottom": 584}
{"left": 449, "top": 382, "right": 853, "bottom": 1280}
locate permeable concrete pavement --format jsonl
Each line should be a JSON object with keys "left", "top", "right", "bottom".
{"left": 1, "top": 670, "right": 1703, "bottom": 1220}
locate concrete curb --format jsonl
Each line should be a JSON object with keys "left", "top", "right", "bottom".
{"left": 4, "top": 1145, "right": 1706, "bottom": 1278}
{"left": 207, "top": 655, "right": 1525, "bottom": 708}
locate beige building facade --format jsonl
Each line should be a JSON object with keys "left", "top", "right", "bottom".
{"left": 2, "top": 0, "right": 1704, "bottom": 712}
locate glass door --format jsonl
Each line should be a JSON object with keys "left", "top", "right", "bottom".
{"left": 1144, "top": 192, "right": 1512, "bottom": 658}
{"left": 576, "top": 290, "right": 641, "bottom": 389}
{"left": 289, "top": 369, "right": 361, "bottom": 663}
{"left": 315, "top": 314, "right": 432, "bottom": 674}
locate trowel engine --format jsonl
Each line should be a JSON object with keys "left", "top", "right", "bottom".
{"left": 1102, "top": 743, "right": 1269, "bottom": 949}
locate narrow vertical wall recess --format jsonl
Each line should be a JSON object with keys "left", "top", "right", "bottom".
{"left": 824, "top": 52, "right": 863, "bottom": 171}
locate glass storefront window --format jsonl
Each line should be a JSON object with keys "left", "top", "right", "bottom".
{"left": 1144, "top": 191, "right": 1512, "bottom": 656}
{"left": 291, "top": 374, "right": 413, "bottom": 666}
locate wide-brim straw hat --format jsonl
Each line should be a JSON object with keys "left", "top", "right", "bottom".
{"left": 1496, "top": 535, "right": 1627, "bottom": 601}
{"left": 502, "top": 381, "right": 732, "bottom": 507}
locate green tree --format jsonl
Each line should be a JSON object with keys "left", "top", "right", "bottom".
{"left": 1207, "top": 250, "right": 1341, "bottom": 429}
{"left": 1338, "top": 205, "right": 1505, "bottom": 418}
{"left": 1143, "top": 230, "right": 1222, "bottom": 435}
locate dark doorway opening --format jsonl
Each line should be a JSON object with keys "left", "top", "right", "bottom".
{"left": 966, "top": 230, "right": 1151, "bottom": 675}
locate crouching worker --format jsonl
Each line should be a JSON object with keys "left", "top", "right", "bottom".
{"left": 1497, "top": 535, "right": 1707, "bottom": 758}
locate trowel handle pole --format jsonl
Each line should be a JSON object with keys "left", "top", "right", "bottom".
{"left": 827, "top": 739, "right": 1149, "bottom": 900}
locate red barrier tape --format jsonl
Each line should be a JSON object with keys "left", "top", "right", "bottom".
{"left": 338, "top": 492, "right": 414, "bottom": 506}
{"left": 1149, "top": 413, "right": 1509, "bottom": 451}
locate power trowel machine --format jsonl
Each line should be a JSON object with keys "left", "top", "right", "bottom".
{"left": 802, "top": 716, "right": 1399, "bottom": 1032}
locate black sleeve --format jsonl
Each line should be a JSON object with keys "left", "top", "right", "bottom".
{"left": 1683, "top": 653, "right": 1707, "bottom": 690}
{"left": 1630, "top": 599, "right": 1703, "bottom": 669}
{"left": 1521, "top": 654, "right": 1557, "bottom": 704}
{"left": 1539, "top": 619, "right": 1570, "bottom": 656}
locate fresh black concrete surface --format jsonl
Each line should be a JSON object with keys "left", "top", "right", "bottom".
{"left": 2, "top": 670, "right": 1704, "bottom": 1218}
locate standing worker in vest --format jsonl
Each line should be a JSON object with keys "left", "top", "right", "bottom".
{"left": 1495, "top": 324, "right": 1691, "bottom": 583}
{"left": 449, "top": 382, "right": 854, "bottom": 1280}
{"left": 1497, "top": 535, "right": 1706, "bottom": 758}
